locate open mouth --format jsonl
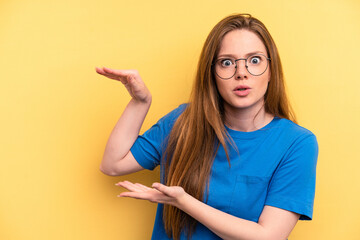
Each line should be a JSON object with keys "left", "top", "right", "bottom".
{"left": 235, "top": 87, "right": 249, "bottom": 91}
{"left": 233, "top": 86, "right": 250, "bottom": 95}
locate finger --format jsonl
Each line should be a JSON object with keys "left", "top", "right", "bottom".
{"left": 116, "top": 181, "right": 145, "bottom": 192}
{"left": 95, "top": 67, "right": 102, "bottom": 73}
{"left": 95, "top": 67, "right": 119, "bottom": 79}
{"left": 134, "top": 183, "right": 152, "bottom": 191}
{"left": 96, "top": 69, "right": 130, "bottom": 84}
{"left": 95, "top": 67, "right": 110, "bottom": 76}
{"left": 118, "top": 190, "right": 169, "bottom": 204}
{"left": 102, "top": 69, "right": 135, "bottom": 84}
{"left": 151, "top": 182, "right": 172, "bottom": 196}
{"left": 118, "top": 191, "right": 148, "bottom": 199}
{"left": 103, "top": 67, "right": 136, "bottom": 77}
{"left": 118, "top": 181, "right": 142, "bottom": 191}
{"left": 96, "top": 67, "right": 143, "bottom": 89}
{"left": 103, "top": 68, "right": 140, "bottom": 84}
{"left": 116, "top": 182, "right": 138, "bottom": 192}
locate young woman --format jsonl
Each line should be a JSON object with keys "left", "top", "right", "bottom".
{"left": 96, "top": 13, "right": 318, "bottom": 240}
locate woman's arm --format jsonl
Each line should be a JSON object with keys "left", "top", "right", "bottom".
{"left": 116, "top": 181, "right": 300, "bottom": 240}
{"left": 96, "top": 67, "right": 151, "bottom": 176}
{"left": 176, "top": 189, "right": 299, "bottom": 240}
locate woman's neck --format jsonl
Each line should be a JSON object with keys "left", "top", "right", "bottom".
{"left": 223, "top": 103, "right": 274, "bottom": 132}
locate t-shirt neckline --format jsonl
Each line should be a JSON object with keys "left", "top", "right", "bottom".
{"left": 224, "top": 116, "right": 280, "bottom": 139}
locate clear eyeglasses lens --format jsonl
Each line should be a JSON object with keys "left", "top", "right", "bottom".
{"left": 214, "top": 54, "right": 270, "bottom": 79}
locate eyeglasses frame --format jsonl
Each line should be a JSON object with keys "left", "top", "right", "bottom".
{"left": 212, "top": 53, "right": 271, "bottom": 79}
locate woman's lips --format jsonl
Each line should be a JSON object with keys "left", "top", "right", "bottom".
{"left": 233, "top": 85, "right": 251, "bottom": 97}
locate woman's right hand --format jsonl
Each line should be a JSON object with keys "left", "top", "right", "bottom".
{"left": 95, "top": 67, "right": 152, "bottom": 103}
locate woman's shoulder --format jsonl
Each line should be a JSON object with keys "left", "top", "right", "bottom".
{"left": 274, "top": 117, "right": 317, "bottom": 141}
{"left": 270, "top": 117, "right": 318, "bottom": 162}
{"left": 155, "top": 103, "right": 188, "bottom": 125}
{"left": 169, "top": 103, "right": 188, "bottom": 116}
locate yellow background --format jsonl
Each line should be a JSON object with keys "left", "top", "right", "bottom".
{"left": 1, "top": 0, "right": 359, "bottom": 239}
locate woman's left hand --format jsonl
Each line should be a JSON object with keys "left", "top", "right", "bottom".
{"left": 115, "top": 181, "right": 187, "bottom": 208}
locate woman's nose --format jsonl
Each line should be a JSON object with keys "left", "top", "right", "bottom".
{"left": 234, "top": 59, "right": 248, "bottom": 80}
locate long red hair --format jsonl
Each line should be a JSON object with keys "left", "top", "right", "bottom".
{"left": 162, "top": 13, "right": 296, "bottom": 239}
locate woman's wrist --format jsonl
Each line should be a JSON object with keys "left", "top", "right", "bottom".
{"left": 174, "top": 191, "right": 192, "bottom": 210}
{"left": 131, "top": 95, "right": 152, "bottom": 106}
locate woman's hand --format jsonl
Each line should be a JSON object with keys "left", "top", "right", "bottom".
{"left": 95, "top": 67, "right": 152, "bottom": 103}
{"left": 115, "top": 181, "right": 187, "bottom": 208}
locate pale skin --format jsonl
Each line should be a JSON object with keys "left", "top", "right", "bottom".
{"left": 96, "top": 30, "right": 300, "bottom": 240}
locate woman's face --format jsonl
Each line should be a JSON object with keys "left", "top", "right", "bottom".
{"left": 214, "top": 29, "right": 271, "bottom": 114}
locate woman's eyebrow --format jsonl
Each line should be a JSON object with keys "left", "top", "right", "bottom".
{"left": 218, "top": 51, "right": 265, "bottom": 58}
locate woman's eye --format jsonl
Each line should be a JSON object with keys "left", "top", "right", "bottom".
{"left": 220, "top": 59, "right": 233, "bottom": 67}
{"left": 249, "top": 56, "right": 261, "bottom": 64}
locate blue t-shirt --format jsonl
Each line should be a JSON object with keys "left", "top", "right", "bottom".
{"left": 130, "top": 104, "right": 318, "bottom": 240}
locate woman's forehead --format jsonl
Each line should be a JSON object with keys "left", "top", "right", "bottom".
{"left": 218, "top": 29, "right": 267, "bottom": 56}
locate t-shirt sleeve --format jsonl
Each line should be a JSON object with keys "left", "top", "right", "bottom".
{"left": 130, "top": 104, "right": 187, "bottom": 170}
{"left": 265, "top": 133, "right": 319, "bottom": 220}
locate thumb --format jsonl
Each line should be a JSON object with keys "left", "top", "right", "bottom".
{"left": 152, "top": 183, "right": 172, "bottom": 196}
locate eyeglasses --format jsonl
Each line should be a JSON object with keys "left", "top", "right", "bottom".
{"left": 213, "top": 54, "right": 271, "bottom": 79}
